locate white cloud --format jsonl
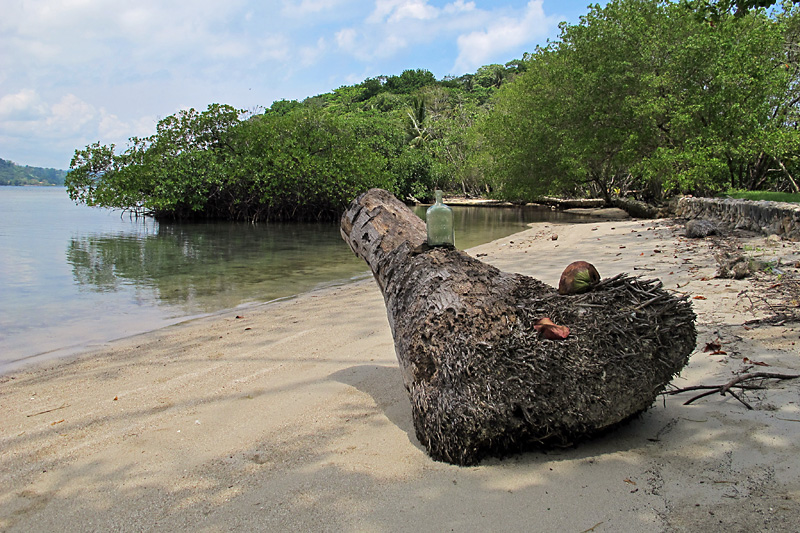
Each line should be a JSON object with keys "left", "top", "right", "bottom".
{"left": 335, "top": 28, "right": 359, "bottom": 52}
{"left": 48, "top": 94, "right": 96, "bottom": 134}
{"left": 387, "top": 0, "right": 438, "bottom": 22}
{"left": 299, "top": 38, "right": 330, "bottom": 67}
{"left": 281, "top": 0, "right": 347, "bottom": 17}
{"left": 251, "top": 34, "right": 291, "bottom": 63}
{"left": 0, "top": 0, "right": 571, "bottom": 167}
{"left": 0, "top": 89, "right": 47, "bottom": 121}
{"left": 367, "top": 0, "right": 473, "bottom": 25}
{"left": 444, "top": 0, "right": 475, "bottom": 14}
{"left": 343, "top": 1, "right": 446, "bottom": 60}
{"left": 97, "top": 112, "right": 156, "bottom": 141}
{"left": 374, "top": 34, "right": 410, "bottom": 59}
{"left": 454, "top": 0, "right": 554, "bottom": 72}
{"left": 367, "top": 0, "right": 407, "bottom": 23}
{"left": 6, "top": 0, "right": 265, "bottom": 74}
{"left": 0, "top": 89, "right": 157, "bottom": 165}
{"left": 97, "top": 113, "right": 131, "bottom": 140}
{"left": 335, "top": 26, "right": 409, "bottom": 61}
{"left": 347, "top": 0, "right": 558, "bottom": 68}
{"left": 117, "top": 6, "right": 155, "bottom": 33}
{"left": 207, "top": 40, "right": 252, "bottom": 60}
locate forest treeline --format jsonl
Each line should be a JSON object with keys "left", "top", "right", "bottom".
{"left": 1, "top": 158, "right": 66, "bottom": 186}
{"left": 67, "top": 0, "right": 800, "bottom": 222}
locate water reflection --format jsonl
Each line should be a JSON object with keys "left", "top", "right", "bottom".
{"left": 412, "top": 204, "right": 591, "bottom": 249}
{"left": 66, "top": 205, "right": 591, "bottom": 314}
{"left": 1, "top": 188, "right": 599, "bottom": 369}
{"left": 67, "top": 222, "right": 368, "bottom": 314}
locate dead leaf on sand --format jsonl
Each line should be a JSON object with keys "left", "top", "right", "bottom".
{"left": 704, "top": 341, "right": 722, "bottom": 352}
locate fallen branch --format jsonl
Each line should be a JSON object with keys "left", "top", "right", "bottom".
{"left": 665, "top": 372, "right": 800, "bottom": 410}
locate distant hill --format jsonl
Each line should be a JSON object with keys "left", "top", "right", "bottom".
{"left": 0, "top": 158, "right": 67, "bottom": 186}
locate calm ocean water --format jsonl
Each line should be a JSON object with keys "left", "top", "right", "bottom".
{"left": 0, "top": 187, "right": 589, "bottom": 372}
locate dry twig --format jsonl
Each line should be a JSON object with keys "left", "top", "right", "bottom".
{"left": 26, "top": 403, "right": 70, "bottom": 417}
{"left": 665, "top": 372, "right": 800, "bottom": 410}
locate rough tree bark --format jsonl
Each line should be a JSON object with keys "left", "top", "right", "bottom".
{"left": 341, "top": 189, "right": 696, "bottom": 465}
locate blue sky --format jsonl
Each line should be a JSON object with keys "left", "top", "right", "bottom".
{"left": 1, "top": 0, "right": 604, "bottom": 169}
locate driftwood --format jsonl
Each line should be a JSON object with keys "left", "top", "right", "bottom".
{"left": 341, "top": 189, "right": 697, "bottom": 465}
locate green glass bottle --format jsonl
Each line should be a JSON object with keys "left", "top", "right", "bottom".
{"left": 426, "top": 190, "right": 454, "bottom": 247}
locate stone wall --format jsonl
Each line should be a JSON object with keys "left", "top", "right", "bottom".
{"left": 675, "top": 197, "right": 800, "bottom": 241}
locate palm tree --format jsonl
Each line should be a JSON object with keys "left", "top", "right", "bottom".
{"left": 405, "top": 96, "right": 429, "bottom": 148}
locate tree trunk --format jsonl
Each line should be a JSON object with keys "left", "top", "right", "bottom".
{"left": 341, "top": 189, "right": 696, "bottom": 465}
{"left": 777, "top": 158, "right": 800, "bottom": 193}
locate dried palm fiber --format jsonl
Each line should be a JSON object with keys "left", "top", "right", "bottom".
{"left": 341, "top": 189, "right": 696, "bottom": 465}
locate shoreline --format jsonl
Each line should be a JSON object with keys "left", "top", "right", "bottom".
{"left": 0, "top": 207, "right": 614, "bottom": 376}
{"left": 0, "top": 271, "right": 377, "bottom": 377}
{"left": 3, "top": 217, "right": 800, "bottom": 531}
{"left": 0, "top": 196, "right": 607, "bottom": 375}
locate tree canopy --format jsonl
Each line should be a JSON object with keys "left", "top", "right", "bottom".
{"left": 66, "top": 0, "right": 800, "bottom": 221}
{"left": 66, "top": 67, "right": 510, "bottom": 221}
{"left": 480, "top": 0, "right": 800, "bottom": 202}
{"left": 684, "top": 0, "right": 794, "bottom": 19}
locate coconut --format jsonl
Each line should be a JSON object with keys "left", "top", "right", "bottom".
{"left": 558, "top": 261, "right": 601, "bottom": 295}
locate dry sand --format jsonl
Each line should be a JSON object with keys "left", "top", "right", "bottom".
{"left": 2, "top": 216, "right": 800, "bottom": 532}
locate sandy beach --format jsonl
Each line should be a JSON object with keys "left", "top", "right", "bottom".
{"left": 2, "top": 215, "right": 800, "bottom": 532}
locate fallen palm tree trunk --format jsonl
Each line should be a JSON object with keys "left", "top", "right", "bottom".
{"left": 341, "top": 189, "right": 697, "bottom": 465}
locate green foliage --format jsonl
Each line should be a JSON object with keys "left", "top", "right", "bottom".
{"left": 390, "top": 148, "right": 437, "bottom": 202}
{"left": 0, "top": 158, "right": 66, "bottom": 186}
{"left": 724, "top": 189, "right": 800, "bottom": 202}
{"left": 66, "top": 142, "right": 125, "bottom": 207}
{"left": 224, "top": 107, "right": 397, "bottom": 221}
{"left": 479, "top": 45, "right": 585, "bottom": 201}
{"left": 474, "top": 64, "right": 508, "bottom": 89}
{"left": 268, "top": 99, "right": 302, "bottom": 115}
{"left": 385, "top": 69, "right": 438, "bottom": 94}
{"left": 683, "top": 0, "right": 789, "bottom": 20}
{"left": 480, "top": 0, "right": 800, "bottom": 203}
{"left": 67, "top": 104, "right": 242, "bottom": 217}
{"left": 67, "top": 104, "right": 404, "bottom": 221}
{"left": 67, "top": 56, "right": 529, "bottom": 219}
